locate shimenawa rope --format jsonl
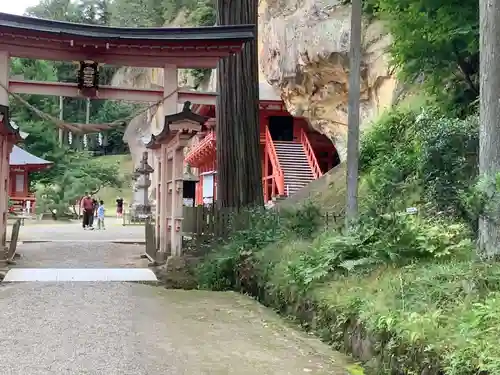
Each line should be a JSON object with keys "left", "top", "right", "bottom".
{"left": 0, "top": 80, "right": 177, "bottom": 134}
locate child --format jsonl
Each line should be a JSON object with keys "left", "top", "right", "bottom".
{"left": 97, "top": 200, "right": 105, "bottom": 230}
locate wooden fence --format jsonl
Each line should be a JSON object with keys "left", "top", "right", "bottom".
{"left": 182, "top": 205, "right": 343, "bottom": 251}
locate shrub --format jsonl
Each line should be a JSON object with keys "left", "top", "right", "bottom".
{"left": 360, "top": 107, "right": 479, "bottom": 232}
{"left": 281, "top": 214, "right": 473, "bottom": 293}
{"left": 196, "top": 203, "right": 323, "bottom": 291}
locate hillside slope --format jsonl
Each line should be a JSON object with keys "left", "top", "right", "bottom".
{"left": 94, "top": 154, "right": 134, "bottom": 209}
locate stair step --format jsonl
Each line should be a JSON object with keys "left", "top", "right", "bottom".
{"left": 275, "top": 147, "right": 304, "bottom": 152}
{"left": 278, "top": 156, "right": 309, "bottom": 160}
{"left": 285, "top": 181, "right": 313, "bottom": 185}
{"left": 278, "top": 157, "right": 309, "bottom": 164}
{"left": 282, "top": 171, "right": 314, "bottom": 176}
{"left": 280, "top": 161, "right": 310, "bottom": 166}
{"left": 280, "top": 159, "right": 309, "bottom": 167}
{"left": 283, "top": 173, "right": 314, "bottom": 179}
{"left": 285, "top": 178, "right": 314, "bottom": 184}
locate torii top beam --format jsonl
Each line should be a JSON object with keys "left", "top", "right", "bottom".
{"left": 0, "top": 13, "right": 255, "bottom": 69}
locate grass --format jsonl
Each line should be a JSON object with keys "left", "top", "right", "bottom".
{"left": 93, "top": 154, "right": 134, "bottom": 210}
{"left": 214, "top": 230, "right": 500, "bottom": 375}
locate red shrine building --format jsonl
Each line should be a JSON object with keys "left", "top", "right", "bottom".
{"left": 9, "top": 145, "right": 52, "bottom": 213}
{"left": 185, "top": 82, "right": 340, "bottom": 205}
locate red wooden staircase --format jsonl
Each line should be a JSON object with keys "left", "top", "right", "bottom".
{"left": 273, "top": 141, "right": 315, "bottom": 196}
{"left": 263, "top": 126, "right": 323, "bottom": 200}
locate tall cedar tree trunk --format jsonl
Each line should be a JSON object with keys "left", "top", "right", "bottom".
{"left": 216, "top": 0, "right": 263, "bottom": 209}
{"left": 479, "top": 0, "right": 500, "bottom": 258}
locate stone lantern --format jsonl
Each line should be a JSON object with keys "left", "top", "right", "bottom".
{"left": 182, "top": 164, "right": 198, "bottom": 207}
{"left": 133, "top": 151, "right": 154, "bottom": 219}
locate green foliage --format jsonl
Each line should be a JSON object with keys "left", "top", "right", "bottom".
{"left": 35, "top": 153, "right": 123, "bottom": 217}
{"left": 107, "top": 0, "right": 214, "bottom": 27}
{"left": 360, "top": 107, "right": 479, "bottom": 232}
{"left": 286, "top": 215, "right": 472, "bottom": 290}
{"left": 366, "top": 0, "right": 478, "bottom": 116}
{"left": 417, "top": 112, "right": 478, "bottom": 218}
{"left": 196, "top": 203, "right": 323, "bottom": 291}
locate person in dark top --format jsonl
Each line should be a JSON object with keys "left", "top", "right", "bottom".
{"left": 116, "top": 196, "right": 124, "bottom": 218}
{"left": 81, "top": 192, "right": 94, "bottom": 229}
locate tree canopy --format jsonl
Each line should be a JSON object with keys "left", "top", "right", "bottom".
{"left": 365, "top": 0, "right": 478, "bottom": 115}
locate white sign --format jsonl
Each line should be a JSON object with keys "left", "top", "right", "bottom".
{"left": 406, "top": 207, "right": 418, "bottom": 214}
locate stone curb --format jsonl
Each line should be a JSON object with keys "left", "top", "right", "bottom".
{"left": 8, "top": 240, "right": 146, "bottom": 245}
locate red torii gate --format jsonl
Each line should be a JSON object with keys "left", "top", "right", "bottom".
{"left": 0, "top": 12, "right": 253, "bottom": 255}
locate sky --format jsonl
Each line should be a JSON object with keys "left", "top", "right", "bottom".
{"left": 3, "top": 0, "right": 40, "bottom": 16}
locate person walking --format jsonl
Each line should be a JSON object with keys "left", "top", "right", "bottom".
{"left": 96, "top": 200, "right": 105, "bottom": 230}
{"left": 116, "top": 196, "right": 124, "bottom": 218}
{"left": 89, "top": 196, "right": 98, "bottom": 228}
{"left": 81, "top": 193, "right": 94, "bottom": 229}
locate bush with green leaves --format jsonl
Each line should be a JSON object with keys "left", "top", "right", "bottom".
{"left": 360, "top": 107, "right": 479, "bottom": 232}
{"left": 196, "top": 203, "right": 323, "bottom": 291}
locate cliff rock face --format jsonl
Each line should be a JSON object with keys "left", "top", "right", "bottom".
{"left": 259, "top": 0, "right": 397, "bottom": 159}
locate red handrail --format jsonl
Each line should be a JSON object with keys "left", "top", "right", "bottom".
{"left": 300, "top": 128, "right": 323, "bottom": 179}
{"left": 264, "top": 126, "right": 285, "bottom": 197}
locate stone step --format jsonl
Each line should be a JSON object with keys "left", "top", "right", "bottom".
{"left": 3, "top": 268, "right": 158, "bottom": 282}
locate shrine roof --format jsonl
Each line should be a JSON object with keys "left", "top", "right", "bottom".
{"left": 10, "top": 145, "right": 52, "bottom": 169}
{"left": 144, "top": 101, "right": 206, "bottom": 148}
{"left": 0, "top": 13, "right": 255, "bottom": 68}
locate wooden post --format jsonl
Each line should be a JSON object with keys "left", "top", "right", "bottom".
{"left": 154, "top": 150, "right": 161, "bottom": 250}
{"left": 171, "top": 147, "right": 184, "bottom": 256}
{"left": 58, "top": 96, "right": 64, "bottom": 147}
{"left": 159, "top": 144, "right": 170, "bottom": 258}
{"left": 156, "top": 65, "right": 178, "bottom": 262}
{"left": 0, "top": 50, "right": 9, "bottom": 248}
{"left": 345, "top": 0, "right": 362, "bottom": 230}
{"left": 84, "top": 98, "right": 90, "bottom": 149}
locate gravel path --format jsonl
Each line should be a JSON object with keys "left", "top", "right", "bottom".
{"left": 0, "top": 284, "right": 351, "bottom": 374}
{"left": 0, "top": 225, "right": 353, "bottom": 374}
{"left": 14, "top": 242, "right": 148, "bottom": 268}
{"left": 8, "top": 220, "right": 144, "bottom": 242}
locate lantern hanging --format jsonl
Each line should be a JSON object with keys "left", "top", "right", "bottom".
{"left": 77, "top": 61, "right": 100, "bottom": 96}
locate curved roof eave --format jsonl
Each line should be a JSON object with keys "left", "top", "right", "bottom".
{"left": 0, "top": 12, "right": 255, "bottom": 43}
{"left": 9, "top": 145, "right": 52, "bottom": 167}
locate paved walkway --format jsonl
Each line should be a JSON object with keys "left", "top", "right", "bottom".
{"left": 7, "top": 219, "right": 144, "bottom": 242}
{"left": 0, "top": 224, "right": 353, "bottom": 374}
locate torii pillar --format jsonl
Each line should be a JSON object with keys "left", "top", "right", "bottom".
{"left": 144, "top": 101, "right": 205, "bottom": 261}
{"left": 0, "top": 50, "right": 23, "bottom": 249}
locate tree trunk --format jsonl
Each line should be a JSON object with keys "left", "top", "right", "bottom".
{"left": 216, "top": 0, "right": 263, "bottom": 209}
{"left": 479, "top": 0, "right": 500, "bottom": 258}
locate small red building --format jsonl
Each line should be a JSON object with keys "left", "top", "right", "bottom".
{"left": 185, "top": 83, "right": 340, "bottom": 205}
{"left": 9, "top": 145, "right": 52, "bottom": 213}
